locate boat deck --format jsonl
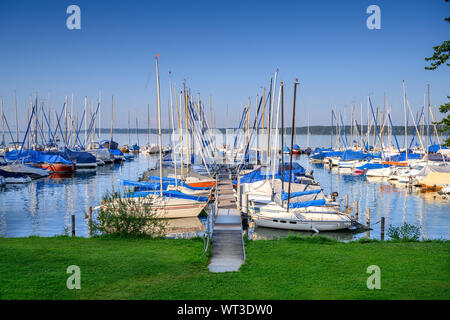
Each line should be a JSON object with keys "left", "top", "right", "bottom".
{"left": 208, "top": 172, "right": 245, "bottom": 272}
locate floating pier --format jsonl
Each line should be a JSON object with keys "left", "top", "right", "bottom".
{"left": 208, "top": 170, "right": 245, "bottom": 273}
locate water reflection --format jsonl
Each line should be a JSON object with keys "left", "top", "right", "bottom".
{"left": 0, "top": 134, "right": 448, "bottom": 240}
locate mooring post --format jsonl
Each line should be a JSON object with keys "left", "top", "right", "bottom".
{"left": 88, "top": 206, "right": 92, "bottom": 235}
{"left": 345, "top": 194, "right": 349, "bottom": 209}
{"left": 71, "top": 214, "right": 75, "bottom": 237}
{"left": 242, "top": 192, "right": 248, "bottom": 215}
{"left": 381, "top": 217, "right": 385, "bottom": 240}
{"left": 354, "top": 200, "right": 359, "bottom": 218}
{"left": 366, "top": 208, "right": 370, "bottom": 227}
{"left": 237, "top": 174, "right": 241, "bottom": 210}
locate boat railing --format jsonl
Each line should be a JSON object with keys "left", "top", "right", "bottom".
{"left": 203, "top": 173, "right": 218, "bottom": 258}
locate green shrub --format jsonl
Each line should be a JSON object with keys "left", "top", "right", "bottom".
{"left": 386, "top": 223, "right": 421, "bottom": 241}
{"left": 89, "top": 191, "right": 167, "bottom": 237}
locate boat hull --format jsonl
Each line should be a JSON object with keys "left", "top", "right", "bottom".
{"left": 253, "top": 215, "right": 352, "bottom": 231}
{"left": 249, "top": 202, "right": 352, "bottom": 232}
{"left": 111, "top": 196, "right": 208, "bottom": 219}
{"left": 35, "top": 163, "right": 75, "bottom": 173}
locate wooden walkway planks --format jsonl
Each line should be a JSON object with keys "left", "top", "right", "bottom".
{"left": 208, "top": 173, "right": 245, "bottom": 272}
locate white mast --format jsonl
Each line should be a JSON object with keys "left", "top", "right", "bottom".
{"left": 15, "top": 91, "right": 19, "bottom": 144}
{"left": 155, "top": 55, "right": 163, "bottom": 195}
{"left": 402, "top": 81, "right": 408, "bottom": 161}
{"left": 272, "top": 83, "right": 282, "bottom": 185}
{"left": 169, "top": 72, "right": 177, "bottom": 188}
{"left": 1, "top": 97, "right": 4, "bottom": 146}
{"left": 98, "top": 91, "right": 102, "bottom": 140}
{"left": 84, "top": 96, "right": 87, "bottom": 147}
{"left": 110, "top": 95, "right": 114, "bottom": 142}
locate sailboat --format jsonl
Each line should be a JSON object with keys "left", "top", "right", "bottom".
{"left": 246, "top": 79, "right": 351, "bottom": 232}
{"left": 110, "top": 55, "right": 212, "bottom": 219}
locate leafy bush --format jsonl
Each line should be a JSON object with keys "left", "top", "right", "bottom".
{"left": 386, "top": 223, "right": 421, "bottom": 241}
{"left": 89, "top": 191, "right": 167, "bottom": 237}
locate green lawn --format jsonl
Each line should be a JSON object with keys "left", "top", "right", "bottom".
{"left": 0, "top": 236, "right": 448, "bottom": 299}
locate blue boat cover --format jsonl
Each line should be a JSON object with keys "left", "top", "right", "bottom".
{"left": 109, "top": 148, "right": 123, "bottom": 156}
{"left": 281, "top": 189, "right": 321, "bottom": 201}
{"left": 288, "top": 198, "right": 326, "bottom": 209}
{"left": 234, "top": 166, "right": 305, "bottom": 185}
{"left": 340, "top": 150, "right": 373, "bottom": 161}
{"left": 428, "top": 144, "right": 447, "bottom": 153}
{"left": 386, "top": 153, "right": 423, "bottom": 162}
{"left": 63, "top": 148, "right": 96, "bottom": 164}
{"left": 126, "top": 190, "right": 208, "bottom": 202}
{"left": 121, "top": 180, "right": 170, "bottom": 190}
{"left": 310, "top": 148, "right": 334, "bottom": 160}
{"left": 355, "top": 163, "right": 390, "bottom": 171}
{"left": 101, "top": 140, "right": 119, "bottom": 149}
{"left": 322, "top": 151, "right": 344, "bottom": 158}
{"left": 123, "top": 179, "right": 210, "bottom": 191}
{"left": 6, "top": 150, "right": 72, "bottom": 164}
{"left": 144, "top": 176, "right": 211, "bottom": 190}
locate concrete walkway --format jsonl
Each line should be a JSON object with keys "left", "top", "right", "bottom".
{"left": 208, "top": 174, "right": 245, "bottom": 273}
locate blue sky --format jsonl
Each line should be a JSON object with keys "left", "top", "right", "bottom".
{"left": 0, "top": 0, "right": 449, "bottom": 129}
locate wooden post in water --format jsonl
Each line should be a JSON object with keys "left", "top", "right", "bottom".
{"left": 242, "top": 193, "right": 248, "bottom": 215}
{"left": 381, "top": 217, "right": 385, "bottom": 240}
{"left": 354, "top": 200, "right": 359, "bottom": 219}
{"left": 345, "top": 194, "right": 349, "bottom": 209}
{"left": 237, "top": 174, "right": 241, "bottom": 211}
{"left": 71, "top": 215, "right": 76, "bottom": 237}
{"left": 366, "top": 208, "right": 370, "bottom": 227}
{"left": 88, "top": 206, "right": 93, "bottom": 235}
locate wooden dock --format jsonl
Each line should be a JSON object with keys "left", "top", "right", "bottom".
{"left": 208, "top": 172, "right": 245, "bottom": 273}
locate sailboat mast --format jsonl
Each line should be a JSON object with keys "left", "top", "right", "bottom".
{"left": 110, "top": 95, "right": 114, "bottom": 142}
{"left": 147, "top": 103, "right": 150, "bottom": 146}
{"left": 183, "top": 83, "right": 190, "bottom": 169}
{"left": 84, "top": 96, "right": 87, "bottom": 147}
{"left": 281, "top": 83, "right": 285, "bottom": 191}
{"left": 427, "top": 84, "right": 430, "bottom": 157}
{"left": 330, "top": 108, "right": 333, "bottom": 148}
{"left": 155, "top": 55, "right": 163, "bottom": 195}
{"left": 261, "top": 87, "right": 266, "bottom": 166}
{"left": 287, "top": 79, "right": 299, "bottom": 212}
{"left": 98, "top": 91, "right": 102, "bottom": 140}
{"left": 169, "top": 72, "right": 177, "bottom": 187}
{"left": 177, "top": 91, "right": 184, "bottom": 179}
{"left": 1, "top": 98, "right": 4, "bottom": 146}
{"left": 15, "top": 90, "right": 19, "bottom": 144}
{"left": 402, "top": 81, "right": 408, "bottom": 161}
{"left": 136, "top": 114, "right": 139, "bottom": 146}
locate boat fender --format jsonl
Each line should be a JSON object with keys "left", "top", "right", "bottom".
{"left": 311, "top": 226, "right": 319, "bottom": 233}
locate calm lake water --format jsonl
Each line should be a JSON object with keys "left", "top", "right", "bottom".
{"left": 0, "top": 134, "right": 448, "bottom": 240}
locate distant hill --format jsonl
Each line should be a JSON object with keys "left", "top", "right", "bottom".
{"left": 92, "top": 125, "right": 445, "bottom": 136}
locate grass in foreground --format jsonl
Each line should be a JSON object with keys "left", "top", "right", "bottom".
{"left": 0, "top": 236, "right": 448, "bottom": 299}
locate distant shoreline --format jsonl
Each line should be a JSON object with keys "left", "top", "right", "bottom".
{"left": 10, "top": 125, "right": 446, "bottom": 136}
